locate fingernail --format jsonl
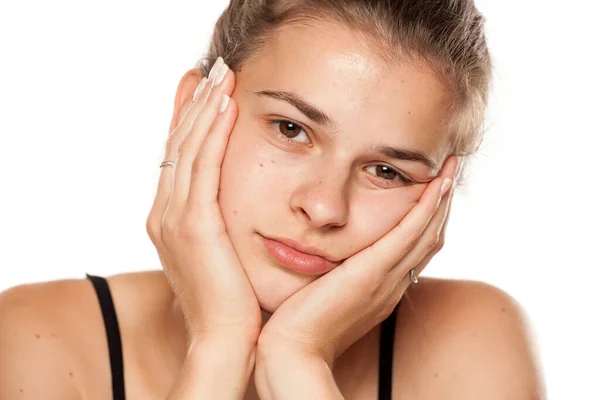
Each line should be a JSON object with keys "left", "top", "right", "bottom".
{"left": 455, "top": 156, "right": 464, "bottom": 177}
{"left": 219, "top": 94, "right": 230, "bottom": 114}
{"left": 192, "top": 77, "right": 208, "bottom": 102}
{"left": 440, "top": 178, "right": 452, "bottom": 197}
{"left": 208, "top": 57, "right": 225, "bottom": 83}
{"left": 214, "top": 61, "right": 228, "bottom": 86}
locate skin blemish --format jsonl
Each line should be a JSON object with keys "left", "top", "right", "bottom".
{"left": 434, "top": 373, "right": 439, "bottom": 378}
{"left": 20, "top": 389, "right": 23, "bottom": 392}
{"left": 35, "top": 334, "right": 40, "bottom": 339}
{"left": 501, "top": 307, "right": 506, "bottom": 312}
{"left": 69, "top": 371, "right": 74, "bottom": 378}
{"left": 259, "top": 163, "right": 264, "bottom": 167}
{"left": 271, "top": 160, "right": 275, "bottom": 164}
{"left": 234, "top": 210, "right": 238, "bottom": 215}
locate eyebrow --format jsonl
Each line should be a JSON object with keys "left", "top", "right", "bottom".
{"left": 252, "top": 89, "right": 438, "bottom": 170}
{"left": 253, "top": 90, "right": 339, "bottom": 131}
{"left": 372, "top": 145, "right": 438, "bottom": 170}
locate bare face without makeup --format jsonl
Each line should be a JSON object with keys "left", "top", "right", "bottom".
{"left": 218, "top": 21, "right": 453, "bottom": 313}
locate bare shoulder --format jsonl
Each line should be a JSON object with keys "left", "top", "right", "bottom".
{"left": 392, "top": 277, "right": 546, "bottom": 400}
{"left": 0, "top": 278, "right": 98, "bottom": 399}
{"left": 0, "top": 271, "right": 168, "bottom": 399}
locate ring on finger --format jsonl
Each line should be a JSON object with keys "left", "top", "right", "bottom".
{"left": 410, "top": 268, "right": 419, "bottom": 284}
{"left": 160, "top": 161, "right": 176, "bottom": 168}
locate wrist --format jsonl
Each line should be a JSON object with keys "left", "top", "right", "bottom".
{"left": 255, "top": 343, "right": 342, "bottom": 400}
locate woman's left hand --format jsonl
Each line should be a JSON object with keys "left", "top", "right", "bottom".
{"left": 256, "top": 155, "right": 462, "bottom": 373}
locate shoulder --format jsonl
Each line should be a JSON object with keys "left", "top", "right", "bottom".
{"left": 392, "top": 277, "right": 546, "bottom": 400}
{"left": 0, "top": 278, "right": 96, "bottom": 398}
{"left": 0, "top": 271, "right": 172, "bottom": 399}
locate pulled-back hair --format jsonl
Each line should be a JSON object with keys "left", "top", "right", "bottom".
{"left": 196, "top": 0, "right": 492, "bottom": 159}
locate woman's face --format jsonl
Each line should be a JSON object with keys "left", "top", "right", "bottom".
{"left": 218, "top": 21, "right": 452, "bottom": 313}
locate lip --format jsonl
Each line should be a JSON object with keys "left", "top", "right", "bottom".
{"left": 260, "top": 235, "right": 341, "bottom": 275}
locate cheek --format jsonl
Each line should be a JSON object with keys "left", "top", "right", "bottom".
{"left": 218, "top": 118, "right": 289, "bottom": 234}
{"left": 349, "top": 184, "right": 425, "bottom": 251}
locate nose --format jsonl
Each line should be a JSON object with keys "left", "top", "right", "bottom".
{"left": 289, "top": 167, "right": 350, "bottom": 229}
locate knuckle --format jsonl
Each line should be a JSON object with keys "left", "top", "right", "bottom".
{"left": 425, "top": 235, "right": 438, "bottom": 252}
{"left": 145, "top": 214, "right": 161, "bottom": 243}
{"left": 435, "top": 236, "right": 445, "bottom": 251}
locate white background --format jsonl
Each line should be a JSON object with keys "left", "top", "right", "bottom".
{"left": 1, "top": 1, "right": 598, "bottom": 398}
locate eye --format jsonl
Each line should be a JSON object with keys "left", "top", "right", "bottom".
{"left": 364, "top": 165, "right": 414, "bottom": 187}
{"left": 269, "top": 119, "right": 311, "bottom": 145}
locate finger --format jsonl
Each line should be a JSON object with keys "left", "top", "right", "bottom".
{"left": 358, "top": 156, "right": 460, "bottom": 270}
{"left": 146, "top": 76, "right": 212, "bottom": 239}
{"left": 436, "top": 156, "right": 463, "bottom": 242}
{"left": 186, "top": 94, "right": 238, "bottom": 228}
{"left": 170, "top": 61, "right": 234, "bottom": 211}
{"left": 391, "top": 176, "right": 455, "bottom": 279}
{"left": 392, "top": 156, "right": 463, "bottom": 277}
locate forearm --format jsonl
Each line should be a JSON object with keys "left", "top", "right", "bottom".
{"left": 167, "top": 337, "right": 256, "bottom": 400}
{"left": 254, "top": 345, "right": 344, "bottom": 400}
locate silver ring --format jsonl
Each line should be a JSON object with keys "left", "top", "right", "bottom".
{"left": 160, "top": 161, "right": 175, "bottom": 168}
{"left": 409, "top": 268, "right": 419, "bottom": 284}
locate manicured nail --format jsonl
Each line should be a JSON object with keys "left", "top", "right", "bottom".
{"left": 192, "top": 77, "right": 208, "bottom": 102}
{"left": 208, "top": 57, "right": 224, "bottom": 84}
{"left": 455, "top": 156, "right": 464, "bottom": 178}
{"left": 214, "top": 62, "right": 229, "bottom": 86}
{"left": 219, "top": 94, "right": 230, "bottom": 114}
{"left": 440, "top": 178, "right": 453, "bottom": 197}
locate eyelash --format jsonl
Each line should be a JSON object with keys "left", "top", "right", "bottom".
{"left": 267, "top": 119, "right": 415, "bottom": 186}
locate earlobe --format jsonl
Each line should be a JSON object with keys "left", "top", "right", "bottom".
{"left": 169, "top": 68, "right": 205, "bottom": 132}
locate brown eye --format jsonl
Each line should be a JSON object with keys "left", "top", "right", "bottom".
{"left": 365, "top": 165, "right": 413, "bottom": 187}
{"left": 375, "top": 165, "right": 398, "bottom": 180}
{"left": 271, "top": 120, "right": 311, "bottom": 144}
{"left": 278, "top": 121, "right": 303, "bottom": 138}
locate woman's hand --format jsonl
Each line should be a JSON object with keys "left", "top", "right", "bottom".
{"left": 255, "top": 155, "right": 462, "bottom": 388}
{"left": 145, "top": 57, "right": 262, "bottom": 345}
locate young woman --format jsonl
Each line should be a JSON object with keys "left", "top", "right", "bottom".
{"left": 0, "top": 0, "right": 544, "bottom": 399}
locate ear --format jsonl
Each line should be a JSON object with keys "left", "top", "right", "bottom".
{"left": 169, "top": 68, "right": 205, "bottom": 133}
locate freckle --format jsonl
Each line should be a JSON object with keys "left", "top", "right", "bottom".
{"left": 69, "top": 371, "right": 73, "bottom": 378}
{"left": 271, "top": 160, "right": 275, "bottom": 164}
{"left": 35, "top": 334, "right": 40, "bottom": 339}
{"left": 501, "top": 307, "right": 506, "bottom": 312}
{"left": 51, "top": 333, "right": 55, "bottom": 338}
{"left": 233, "top": 210, "right": 238, "bottom": 215}
{"left": 20, "top": 389, "right": 23, "bottom": 392}
{"left": 434, "top": 373, "right": 438, "bottom": 378}
{"left": 259, "top": 163, "right": 263, "bottom": 167}
{"left": 408, "top": 111, "right": 411, "bottom": 115}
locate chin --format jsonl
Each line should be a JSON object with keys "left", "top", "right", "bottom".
{"left": 242, "top": 250, "right": 317, "bottom": 314}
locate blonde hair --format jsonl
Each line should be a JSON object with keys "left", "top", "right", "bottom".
{"left": 197, "top": 0, "right": 492, "bottom": 162}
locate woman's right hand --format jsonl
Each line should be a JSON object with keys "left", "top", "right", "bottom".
{"left": 145, "top": 57, "right": 262, "bottom": 345}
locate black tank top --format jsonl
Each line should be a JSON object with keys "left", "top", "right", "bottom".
{"left": 87, "top": 274, "right": 399, "bottom": 400}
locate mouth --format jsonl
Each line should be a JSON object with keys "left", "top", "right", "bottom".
{"left": 259, "top": 234, "right": 342, "bottom": 276}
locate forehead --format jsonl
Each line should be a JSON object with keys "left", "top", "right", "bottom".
{"left": 238, "top": 20, "right": 453, "bottom": 162}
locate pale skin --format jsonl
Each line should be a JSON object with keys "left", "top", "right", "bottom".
{"left": 0, "top": 20, "right": 545, "bottom": 399}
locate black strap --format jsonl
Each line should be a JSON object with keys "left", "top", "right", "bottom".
{"left": 86, "top": 274, "right": 126, "bottom": 400}
{"left": 379, "top": 302, "right": 399, "bottom": 400}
